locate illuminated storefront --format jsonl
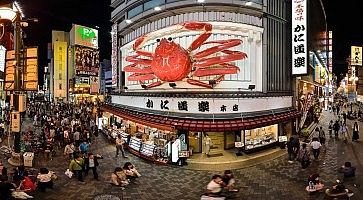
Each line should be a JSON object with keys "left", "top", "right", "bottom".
{"left": 106, "top": 0, "right": 300, "bottom": 164}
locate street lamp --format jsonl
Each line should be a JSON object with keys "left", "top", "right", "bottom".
{"left": 0, "top": 7, "right": 16, "bottom": 22}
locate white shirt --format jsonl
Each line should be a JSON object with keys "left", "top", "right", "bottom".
{"left": 207, "top": 180, "right": 222, "bottom": 193}
{"left": 89, "top": 159, "right": 95, "bottom": 168}
{"left": 311, "top": 141, "right": 322, "bottom": 150}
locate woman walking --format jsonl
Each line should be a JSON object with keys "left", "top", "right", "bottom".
{"left": 297, "top": 143, "right": 311, "bottom": 169}
{"left": 352, "top": 121, "right": 359, "bottom": 142}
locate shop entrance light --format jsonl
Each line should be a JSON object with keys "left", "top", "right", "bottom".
{"left": 245, "top": 2, "right": 253, "bottom": 6}
{"left": 154, "top": 6, "right": 162, "bottom": 11}
{"left": 197, "top": 0, "right": 205, "bottom": 3}
{"left": 125, "top": 19, "right": 132, "bottom": 24}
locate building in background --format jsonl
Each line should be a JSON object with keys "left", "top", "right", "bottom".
{"left": 105, "top": 0, "right": 300, "bottom": 165}
{"left": 69, "top": 24, "right": 100, "bottom": 103}
{"left": 100, "top": 59, "right": 111, "bottom": 94}
{"left": 48, "top": 25, "right": 100, "bottom": 103}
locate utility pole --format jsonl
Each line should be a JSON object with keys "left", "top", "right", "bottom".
{"left": 8, "top": 10, "right": 23, "bottom": 166}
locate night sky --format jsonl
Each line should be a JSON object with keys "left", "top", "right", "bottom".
{"left": 16, "top": 0, "right": 112, "bottom": 85}
{"left": 9, "top": 0, "right": 359, "bottom": 85}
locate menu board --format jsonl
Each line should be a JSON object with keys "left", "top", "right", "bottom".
{"left": 140, "top": 143, "right": 155, "bottom": 157}
{"left": 129, "top": 138, "right": 141, "bottom": 151}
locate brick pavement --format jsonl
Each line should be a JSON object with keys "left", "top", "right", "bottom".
{"left": 1, "top": 111, "right": 362, "bottom": 200}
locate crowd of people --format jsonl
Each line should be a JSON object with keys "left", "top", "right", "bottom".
{"left": 0, "top": 98, "right": 144, "bottom": 199}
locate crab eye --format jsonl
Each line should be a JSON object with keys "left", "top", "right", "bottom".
{"left": 156, "top": 39, "right": 160, "bottom": 43}
{"left": 168, "top": 37, "right": 172, "bottom": 41}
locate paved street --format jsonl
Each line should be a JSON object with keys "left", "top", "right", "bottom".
{"left": 1, "top": 110, "right": 363, "bottom": 200}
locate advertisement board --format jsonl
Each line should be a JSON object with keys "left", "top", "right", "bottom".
{"left": 11, "top": 112, "right": 20, "bottom": 132}
{"left": 54, "top": 42, "right": 68, "bottom": 99}
{"left": 4, "top": 50, "right": 15, "bottom": 90}
{"left": 74, "top": 45, "right": 99, "bottom": 76}
{"left": 0, "top": 45, "right": 5, "bottom": 72}
{"left": 90, "top": 76, "right": 99, "bottom": 94}
{"left": 121, "top": 21, "right": 263, "bottom": 91}
{"left": 292, "top": 0, "right": 307, "bottom": 75}
{"left": 111, "top": 23, "right": 118, "bottom": 87}
{"left": 24, "top": 47, "right": 39, "bottom": 90}
{"left": 72, "top": 24, "right": 98, "bottom": 49}
{"left": 351, "top": 46, "right": 362, "bottom": 66}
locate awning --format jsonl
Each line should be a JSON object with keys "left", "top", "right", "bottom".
{"left": 101, "top": 104, "right": 301, "bottom": 132}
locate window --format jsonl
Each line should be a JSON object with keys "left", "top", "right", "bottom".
{"left": 59, "top": 73, "right": 62, "bottom": 80}
{"left": 127, "top": 4, "right": 143, "bottom": 18}
{"left": 144, "top": 0, "right": 165, "bottom": 11}
{"left": 59, "top": 84, "right": 62, "bottom": 90}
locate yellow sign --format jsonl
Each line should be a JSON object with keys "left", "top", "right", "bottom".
{"left": 54, "top": 41, "right": 68, "bottom": 100}
{"left": 24, "top": 48, "right": 38, "bottom": 90}
{"left": 351, "top": 46, "right": 362, "bottom": 66}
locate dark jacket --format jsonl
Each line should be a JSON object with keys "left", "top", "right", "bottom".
{"left": 84, "top": 155, "right": 103, "bottom": 169}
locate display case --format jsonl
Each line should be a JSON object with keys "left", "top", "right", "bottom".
{"left": 140, "top": 143, "right": 155, "bottom": 157}
{"left": 244, "top": 124, "right": 278, "bottom": 150}
{"left": 129, "top": 138, "right": 142, "bottom": 151}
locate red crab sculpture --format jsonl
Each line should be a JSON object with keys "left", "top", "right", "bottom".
{"left": 124, "top": 22, "right": 248, "bottom": 89}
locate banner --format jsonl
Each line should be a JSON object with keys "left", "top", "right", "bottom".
{"left": 351, "top": 46, "right": 362, "bottom": 66}
{"left": 292, "top": 0, "right": 307, "bottom": 75}
{"left": 54, "top": 42, "right": 68, "bottom": 98}
{"left": 72, "top": 24, "right": 98, "bottom": 49}
{"left": 74, "top": 45, "right": 99, "bottom": 76}
{"left": 90, "top": 76, "right": 99, "bottom": 94}
{"left": 111, "top": 23, "right": 118, "bottom": 87}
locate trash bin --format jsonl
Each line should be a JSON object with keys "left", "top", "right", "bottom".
{"left": 23, "top": 152, "right": 34, "bottom": 167}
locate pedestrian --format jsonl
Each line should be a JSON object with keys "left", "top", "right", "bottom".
{"left": 352, "top": 121, "right": 359, "bottom": 142}
{"left": 84, "top": 153, "right": 103, "bottom": 181}
{"left": 37, "top": 168, "right": 54, "bottom": 192}
{"left": 310, "top": 138, "right": 322, "bottom": 160}
{"left": 337, "top": 106, "right": 340, "bottom": 115}
{"left": 287, "top": 137, "right": 296, "bottom": 163}
{"left": 110, "top": 167, "right": 129, "bottom": 189}
{"left": 319, "top": 126, "right": 326, "bottom": 145}
{"left": 69, "top": 155, "right": 85, "bottom": 182}
{"left": 312, "top": 127, "right": 320, "bottom": 141}
{"left": 64, "top": 142, "right": 76, "bottom": 160}
{"left": 222, "top": 170, "right": 238, "bottom": 192}
{"left": 203, "top": 134, "right": 212, "bottom": 157}
{"left": 333, "top": 120, "right": 340, "bottom": 138}
{"left": 343, "top": 112, "right": 347, "bottom": 124}
{"left": 115, "top": 134, "right": 128, "bottom": 158}
{"left": 328, "top": 120, "right": 333, "bottom": 137}
{"left": 340, "top": 123, "right": 348, "bottom": 142}
{"left": 79, "top": 140, "right": 90, "bottom": 155}
{"left": 205, "top": 174, "right": 224, "bottom": 197}
{"left": 297, "top": 143, "right": 311, "bottom": 169}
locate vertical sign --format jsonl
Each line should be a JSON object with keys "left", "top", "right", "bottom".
{"left": 292, "top": 0, "right": 307, "bottom": 75}
{"left": 54, "top": 41, "right": 68, "bottom": 99}
{"left": 90, "top": 76, "right": 99, "bottom": 94}
{"left": 0, "top": 45, "right": 6, "bottom": 72}
{"left": 351, "top": 46, "right": 362, "bottom": 66}
{"left": 111, "top": 23, "right": 118, "bottom": 87}
{"left": 24, "top": 47, "right": 39, "bottom": 90}
{"left": 328, "top": 31, "right": 333, "bottom": 72}
{"left": 11, "top": 111, "right": 20, "bottom": 132}
{"left": 4, "top": 50, "right": 15, "bottom": 90}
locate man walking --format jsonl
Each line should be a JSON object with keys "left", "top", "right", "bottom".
{"left": 310, "top": 138, "right": 322, "bottom": 160}
{"left": 115, "top": 134, "right": 128, "bottom": 158}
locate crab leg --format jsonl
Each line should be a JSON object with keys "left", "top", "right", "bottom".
{"left": 124, "top": 65, "right": 154, "bottom": 74}
{"left": 194, "top": 52, "right": 248, "bottom": 68}
{"left": 187, "top": 79, "right": 213, "bottom": 89}
{"left": 126, "top": 55, "right": 152, "bottom": 66}
{"left": 193, "top": 65, "right": 239, "bottom": 77}
{"left": 180, "top": 22, "right": 212, "bottom": 52}
{"left": 193, "top": 39, "right": 242, "bottom": 59}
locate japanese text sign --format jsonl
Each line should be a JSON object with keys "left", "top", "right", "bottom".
{"left": 292, "top": 0, "right": 307, "bottom": 75}
{"left": 351, "top": 46, "right": 362, "bottom": 66}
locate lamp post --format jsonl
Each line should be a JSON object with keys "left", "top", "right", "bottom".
{"left": 1, "top": 3, "right": 37, "bottom": 166}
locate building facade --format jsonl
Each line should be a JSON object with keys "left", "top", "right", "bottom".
{"left": 105, "top": 0, "right": 301, "bottom": 164}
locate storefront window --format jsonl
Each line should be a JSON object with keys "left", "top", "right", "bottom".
{"left": 188, "top": 132, "right": 202, "bottom": 153}
{"left": 244, "top": 124, "right": 278, "bottom": 150}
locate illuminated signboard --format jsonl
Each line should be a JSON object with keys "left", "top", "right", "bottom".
{"left": 90, "top": 76, "right": 99, "bottom": 94}
{"left": 351, "top": 46, "right": 362, "bottom": 66}
{"left": 24, "top": 47, "right": 39, "bottom": 90}
{"left": 111, "top": 23, "right": 118, "bottom": 87}
{"left": 74, "top": 45, "right": 100, "bottom": 76}
{"left": 72, "top": 24, "right": 98, "bottom": 49}
{"left": 54, "top": 41, "right": 68, "bottom": 99}
{"left": 121, "top": 21, "right": 263, "bottom": 91}
{"left": 0, "top": 45, "right": 5, "bottom": 72}
{"left": 292, "top": 0, "right": 307, "bottom": 75}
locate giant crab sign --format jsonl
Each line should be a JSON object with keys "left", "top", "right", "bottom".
{"left": 124, "top": 22, "right": 248, "bottom": 89}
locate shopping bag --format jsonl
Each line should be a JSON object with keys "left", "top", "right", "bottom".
{"left": 65, "top": 169, "right": 73, "bottom": 178}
